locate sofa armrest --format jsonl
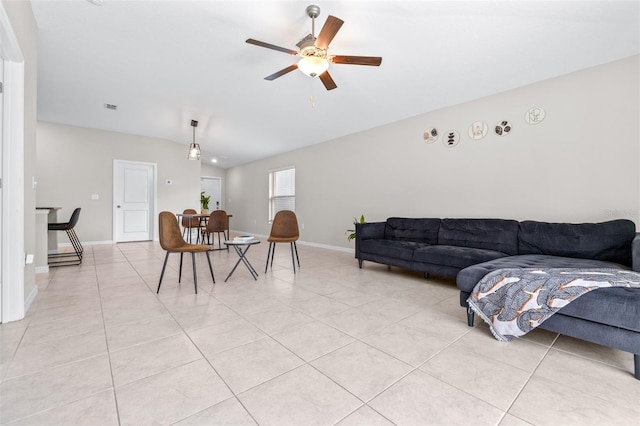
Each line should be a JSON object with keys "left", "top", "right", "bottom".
{"left": 355, "top": 222, "right": 386, "bottom": 260}
{"left": 633, "top": 233, "right": 640, "bottom": 272}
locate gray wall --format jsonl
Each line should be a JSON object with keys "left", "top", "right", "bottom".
{"left": 35, "top": 56, "right": 639, "bottom": 251}
{"left": 36, "top": 123, "right": 202, "bottom": 242}
{"left": 226, "top": 55, "right": 640, "bottom": 249}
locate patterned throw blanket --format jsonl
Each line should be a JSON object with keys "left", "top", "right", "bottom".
{"left": 467, "top": 268, "right": 640, "bottom": 342}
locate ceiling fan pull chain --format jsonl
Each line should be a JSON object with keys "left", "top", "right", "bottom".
{"left": 309, "top": 78, "right": 317, "bottom": 108}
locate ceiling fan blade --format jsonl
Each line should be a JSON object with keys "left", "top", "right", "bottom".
{"left": 315, "top": 15, "right": 344, "bottom": 49}
{"left": 319, "top": 71, "right": 337, "bottom": 91}
{"left": 246, "top": 38, "right": 298, "bottom": 55}
{"left": 265, "top": 64, "right": 298, "bottom": 81}
{"left": 331, "top": 55, "right": 382, "bottom": 66}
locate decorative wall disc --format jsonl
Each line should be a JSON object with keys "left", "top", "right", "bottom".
{"left": 423, "top": 128, "right": 439, "bottom": 144}
{"left": 443, "top": 130, "right": 460, "bottom": 147}
{"left": 468, "top": 121, "right": 488, "bottom": 140}
{"left": 494, "top": 120, "right": 512, "bottom": 136}
{"left": 525, "top": 107, "right": 545, "bottom": 124}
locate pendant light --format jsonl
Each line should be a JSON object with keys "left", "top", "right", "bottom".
{"left": 187, "top": 120, "right": 201, "bottom": 160}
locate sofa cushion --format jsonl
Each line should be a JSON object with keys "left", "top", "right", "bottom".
{"left": 555, "top": 286, "right": 640, "bottom": 333}
{"left": 384, "top": 218, "right": 440, "bottom": 244}
{"left": 359, "top": 239, "right": 424, "bottom": 261}
{"left": 518, "top": 220, "right": 635, "bottom": 266}
{"left": 456, "top": 254, "right": 630, "bottom": 293}
{"left": 438, "top": 219, "right": 519, "bottom": 255}
{"left": 413, "top": 245, "right": 509, "bottom": 270}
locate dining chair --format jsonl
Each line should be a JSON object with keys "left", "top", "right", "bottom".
{"left": 204, "top": 210, "right": 229, "bottom": 251}
{"left": 265, "top": 210, "right": 300, "bottom": 273}
{"left": 181, "top": 208, "right": 203, "bottom": 243}
{"left": 48, "top": 207, "right": 84, "bottom": 266}
{"left": 157, "top": 211, "right": 214, "bottom": 294}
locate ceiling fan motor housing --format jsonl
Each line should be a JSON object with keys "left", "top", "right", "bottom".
{"left": 306, "top": 5, "right": 320, "bottom": 19}
{"left": 299, "top": 39, "right": 327, "bottom": 59}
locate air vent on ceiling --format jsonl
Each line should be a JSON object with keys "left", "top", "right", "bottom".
{"left": 104, "top": 103, "right": 117, "bottom": 110}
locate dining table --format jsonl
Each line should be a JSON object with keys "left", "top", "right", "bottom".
{"left": 175, "top": 212, "right": 209, "bottom": 244}
{"left": 175, "top": 212, "right": 232, "bottom": 244}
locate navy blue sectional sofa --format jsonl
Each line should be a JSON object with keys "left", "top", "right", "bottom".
{"left": 356, "top": 217, "right": 640, "bottom": 378}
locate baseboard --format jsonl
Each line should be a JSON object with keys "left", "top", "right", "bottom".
{"left": 297, "top": 239, "right": 353, "bottom": 253}
{"left": 54, "top": 235, "right": 354, "bottom": 254}
{"left": 24, "top": 285, "right": 38, "bottom": 313}
{"left": 35, "top": 265, "right": 49, "bottom": 274}
{"left": 55, "top": 240, "right": 113, "bottom": 250}
{"left": 229, "top": 230, "right": 354, "bottom": 254}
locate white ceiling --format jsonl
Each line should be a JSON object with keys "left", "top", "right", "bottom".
{"left": 31, "top": 0, "right": 640, "bottom": 168}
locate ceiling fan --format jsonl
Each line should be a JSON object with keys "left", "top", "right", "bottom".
{"left": 246, "top": 4, "right": 382, "bottom": 91}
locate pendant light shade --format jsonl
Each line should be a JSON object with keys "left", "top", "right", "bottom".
{"left": 187, "top": 120, "right": 201, "bottom": 161}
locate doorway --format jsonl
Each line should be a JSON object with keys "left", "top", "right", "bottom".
{"left": 113, "top": 160, "right": 156, "bottom": 242}
{"left": 201, "top": 176, "right": 222, "bottom": 211}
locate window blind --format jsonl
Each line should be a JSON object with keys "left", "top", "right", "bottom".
{"left": 269, "top": 167, "right": 295, "bottom": 220}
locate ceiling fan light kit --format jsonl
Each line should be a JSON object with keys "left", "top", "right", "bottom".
{"left": 298, "top": 56, "right": 329, "bottom": 77}
{"left": 246, "top": 4, "right": 382, "bottom": 91}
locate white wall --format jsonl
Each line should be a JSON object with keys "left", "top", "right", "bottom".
{"left": 36, "top": 123, "right": 202, "bottom": 242}
{"left": 226, "top": 55, "right": 640, "bottom": 249}
{"left": 3, "top": 0, "right": 38, "bottom": 311}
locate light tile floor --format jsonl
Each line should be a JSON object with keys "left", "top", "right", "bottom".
{"left": 1, "top": 241, "right": 639, "bottom": 425}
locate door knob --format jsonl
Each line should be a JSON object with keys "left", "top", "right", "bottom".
{"left": 117, "top": 205, "right": 121, "bottom": 208}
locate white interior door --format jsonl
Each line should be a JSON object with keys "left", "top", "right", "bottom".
{"left": 114, "top": 160, "right": 155, "bottom": 242}
{"left": 201, "top": 177, "right": 221, "bottom": 210}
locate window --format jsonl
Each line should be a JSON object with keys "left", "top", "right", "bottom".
{"left": 269, "top": 167, "right": 295, "bottom": 221}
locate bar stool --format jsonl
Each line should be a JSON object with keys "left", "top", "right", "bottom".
{"left": 48, "top": 207, "right": 83, "bottom": 266}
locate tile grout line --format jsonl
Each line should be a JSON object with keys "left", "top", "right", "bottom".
{"left": 493, "top": 333, "right": 561, "bottom": 424}
{"left": 1, "top": 248, "right": 118, "bottom": 425}
{"left": 139, "top": 247, "right": 263, "bottom": 426}
{"left": 98, "top": 243, "right": 128, "bottom": 426}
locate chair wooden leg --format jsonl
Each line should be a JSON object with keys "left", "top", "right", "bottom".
{"left": 206, "top": 251, "right": 215, "bottom": 283}
{"left": 289, "top": 242, "right": 296, "bottom": 273}
{"left": 192, "top": 252, "right": 198, "bottom": 294}
{"left": 179, "top": 253, "right": 184, "bottom": 283}
{"left": 157, "top": 252, "right": 170, "bottom": 293}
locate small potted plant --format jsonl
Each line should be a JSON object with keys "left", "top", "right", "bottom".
{"left": 346, "top": 214, "right": 365, "bottom": 241}
{"left": 200, "top": 191, "right": 211, "bottom": 214}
